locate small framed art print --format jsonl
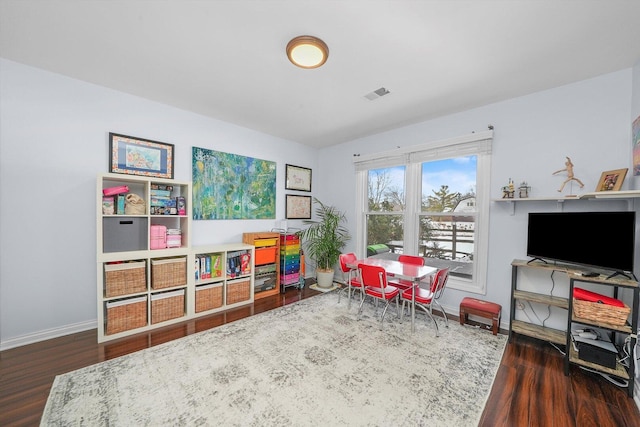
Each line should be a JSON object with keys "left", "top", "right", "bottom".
{"left": 285, "top": 195, "right": 312, "bottom": 219}
{"left": 596, "top": 168, "right": 627, "bottom": 192}
{"left": 285, "top": 164, "right": 312, "bottom": 192}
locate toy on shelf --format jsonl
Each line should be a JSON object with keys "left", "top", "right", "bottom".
{"left": 518, "top": 181, "right": 531, "bottom": 198}
{"left": 553, "top": 156, "right": 584, "bottom": 193}
{"left": 501, "top": 178, "right": 515, "bottom": 199}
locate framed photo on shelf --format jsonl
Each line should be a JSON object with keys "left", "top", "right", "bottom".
{"left": 109, "top": 133, "right": 174, "bottom": 179}
{"left": 285, "top": 195, "right": 312, "bottom": 219}
{"left": 595, "top": 168, "right": 628, "bottom": 192}
{"left": 285, "top": 164, "right": 312, "bottom": 192}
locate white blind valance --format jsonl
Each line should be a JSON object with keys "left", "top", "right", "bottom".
{"left": 353, "top": 130, "right": 493, "bottom": 171}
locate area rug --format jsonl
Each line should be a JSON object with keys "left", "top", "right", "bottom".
{"left": 41, "top": 293, "right": 507, "bottom": 426}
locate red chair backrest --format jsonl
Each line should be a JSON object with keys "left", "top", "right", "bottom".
{"left": 339, "top": 253, "right": 357, "bottom": 273}
{"left": 431, "top": 268, "right": 450, "bottom": 297}
{"left": 398, "top": 255, "right": 425, "bottom": 266}
{"left": 358, "top": 263, "right": 388, "bottom": 289}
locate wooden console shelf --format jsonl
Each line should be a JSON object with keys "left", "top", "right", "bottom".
{"left": 509, "top": 258, "right": 638, "bottom": 397}
{"left": 511, "top": 319, "right": 565, "bottom": 345}
{"left": 513, "top": 290, "right": 568, "bottom": 309}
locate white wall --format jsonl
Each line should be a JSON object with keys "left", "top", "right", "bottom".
{"left": 0, "top": 59, "right": 317, "bottom": 348}
{"left": 320, "top": 68, "right": 636, "bottom": 327}
{"left": 2, "top": 57, "right": 638, "bottom": 351}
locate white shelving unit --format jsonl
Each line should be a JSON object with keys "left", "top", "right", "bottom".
{"left": 96, "top": 173, "right": 254, "bottom": 343}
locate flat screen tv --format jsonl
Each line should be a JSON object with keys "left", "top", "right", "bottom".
{"left": 526, "top": 211, "right": 636, "bottom": 275}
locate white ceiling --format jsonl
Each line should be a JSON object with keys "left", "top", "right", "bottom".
{"left": 2, "top": 1, "right": 640, "bottom": 148}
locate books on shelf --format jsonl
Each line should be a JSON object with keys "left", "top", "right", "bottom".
{"left": 226, "top": 249, "right": 252, "bottom": 278}
{"left": 195, "top": 253, "right": 223, "bottom": 280}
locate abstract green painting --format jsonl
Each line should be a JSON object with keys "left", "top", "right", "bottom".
{"left": 192, "top": 147, "right": 276, "bottom": 220}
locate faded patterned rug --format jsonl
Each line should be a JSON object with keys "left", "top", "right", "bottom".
{"left": 41, "top": 293, "right": 507, "bottom": 426}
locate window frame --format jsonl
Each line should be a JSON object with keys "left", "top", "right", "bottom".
{"left": 354, "top": 131, "right": 492, "bottom": 294}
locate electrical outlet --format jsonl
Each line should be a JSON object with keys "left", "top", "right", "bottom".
{"left": 516, "top": 302, "right": 525, "bottom": 310}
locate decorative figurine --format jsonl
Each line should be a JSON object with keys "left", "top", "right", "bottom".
{"left": 502, "top": 178, "right": 515, "bottom": 198}
{"left": 518, "top": 181, "right": 531, "bottom": 198}
{"left": 553, "top": 156, "right": 584, "bottom": 193}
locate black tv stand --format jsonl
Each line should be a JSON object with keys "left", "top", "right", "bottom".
{"left": 527, "top": 257, "right": 548, "bottom": 265}
{"left": 605, "top": 270, "right": 637, "bottom": 281}
{"left": 509, "top": 259, "right": 639, "bottom": 398}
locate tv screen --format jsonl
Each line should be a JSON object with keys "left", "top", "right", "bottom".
{"left": 526, "top": 211, "right": 636, "bottom": 273}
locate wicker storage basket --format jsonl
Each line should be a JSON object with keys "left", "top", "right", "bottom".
{"left": 573, "top": 298, "right": 631, "bottom": 326}
{"left": 106, "top": 296, "right": 147, "bottom": 335}
{"left": 104, "top": 261, "right": 146, "bottom": 297}
{"left": 151, "top": 289, "right": 185, "bottom": 324}
{"left": 226, "top": 279, "right": 251, "bottom": 304}
{"left": 151, "top": 257, "right": 187, "bottom": 289}
{"left": 195, "top": 284, "right": 223, "bottom": 312}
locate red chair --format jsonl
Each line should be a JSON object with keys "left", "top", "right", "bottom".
{"left": 338, "top": 253, "right": 364, "bottom": 307}
{"left": 357, "top": 263, "right": 400, "bottom": 328}
{"left": 400, "top": 267, "right": 450, "bottom": 336}
{"left": 389, "top": 254, "right": 425, "bottom": 290}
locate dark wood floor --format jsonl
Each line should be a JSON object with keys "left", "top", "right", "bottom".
{"left": 2, "top": 285, "right": 639, "bottom": 426}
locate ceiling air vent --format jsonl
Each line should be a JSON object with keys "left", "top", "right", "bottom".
{"left": 364, "top": 87, "right": 391, "bottom": 101}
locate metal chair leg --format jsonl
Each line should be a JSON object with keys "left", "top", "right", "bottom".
{"left": 418, "top": 304, "right": 439, "bottom": 337}
{"left": 357, "top": 295, "right": 367, "bottom": 320}
{"left": 379, "top": 300, "right": 391, "bottom": 329}
{"left": 337, "top": 285, "right": 347, "bottom": 303}
{"left": 431, "top": 300, "right": 448, "bottom": 327}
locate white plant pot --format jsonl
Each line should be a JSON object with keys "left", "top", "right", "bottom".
{"left": 316, "top": 269, "right": 335, "bottom": 289}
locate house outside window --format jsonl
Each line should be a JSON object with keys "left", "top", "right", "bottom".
{"left": 354, "top": 131, "right": 492, "bottom": 294}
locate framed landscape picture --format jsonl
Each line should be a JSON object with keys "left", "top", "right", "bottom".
{"left": 109, "top": 133, "right": 174, "bottom": 179}
{"left": 285, "top": 195, "right": 312, "bottom": 219}
{"left": 285, "top": 164, "right": 312, "bottom": 192}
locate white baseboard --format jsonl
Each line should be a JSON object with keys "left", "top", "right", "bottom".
{"left": 0, "top": 320, "right": 97, "bottom": 351}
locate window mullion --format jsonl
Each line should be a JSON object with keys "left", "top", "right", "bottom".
{"left": 403, "top": 163, "right": 420, "bottom": 255}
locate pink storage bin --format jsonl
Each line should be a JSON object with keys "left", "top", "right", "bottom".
{"left": 280, "top": 273, "right": 300, "bottom": 285}
{"left": 150, "top": 225, "right": 167, "bottom": 249}
{"left": 102, "top": 185, "right": 129, "bottom": 196}
{"left": 166, "top": 234, "right": 182, "bottom": 248}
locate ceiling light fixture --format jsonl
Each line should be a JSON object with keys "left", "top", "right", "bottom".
{"left": 286, "top": 35, "right": 329, "bottom": 69}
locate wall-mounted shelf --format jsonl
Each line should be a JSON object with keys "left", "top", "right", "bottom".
{"left": 493, "top": 190, "right": 640, "bottom": 214}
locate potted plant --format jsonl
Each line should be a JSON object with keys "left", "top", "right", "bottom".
{"left": 298, "top": 198, "right": 351, "bottom": 288}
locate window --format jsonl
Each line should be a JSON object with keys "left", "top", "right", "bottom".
{"left": 420, "top": 157, "right": 477, "bottom": 280}
{"left": 366, "top": 167, "right": 405, "bottom": 254}
{"left": 354, "top": 131, "right": 492, "bottom": 294}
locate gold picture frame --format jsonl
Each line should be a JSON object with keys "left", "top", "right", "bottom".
{"left": 596, "top": 168, "right": 628, "bottom": 192}
{"left": 109, "top": 133, "right": 174, "bottom": 179}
